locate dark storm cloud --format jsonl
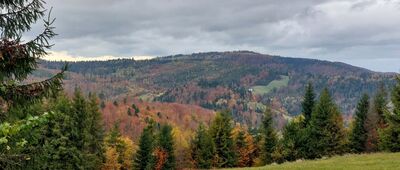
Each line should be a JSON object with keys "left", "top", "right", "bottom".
{"left": 38, "top": 0, "right": 400, "bottom": 72}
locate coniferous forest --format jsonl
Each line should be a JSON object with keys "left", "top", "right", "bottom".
{"left": 1, "top": 1, "right": 400, "bottom": 170}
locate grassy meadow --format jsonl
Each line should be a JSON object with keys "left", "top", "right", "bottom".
{"left": 227, "top": 153, "right": 400, "bottom": 170}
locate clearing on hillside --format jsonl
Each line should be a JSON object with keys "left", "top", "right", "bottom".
{"left": 252, "top": 75, "right": 290, "bottom": 95}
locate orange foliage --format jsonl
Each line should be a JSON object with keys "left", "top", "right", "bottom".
{"left": 102, "top": 98, "right": 215, "bottom": 142}
{"left": 232, "top": 125, "right": 259, "bottom": 167}
{"left": 153, "top": 148, "right": 168, "bottom": 170}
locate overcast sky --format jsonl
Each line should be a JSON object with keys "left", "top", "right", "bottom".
{"left": 33, "top": 0, "right": 400, "bottom": 72}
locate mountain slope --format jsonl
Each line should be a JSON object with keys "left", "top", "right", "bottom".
{"left": 36, "top": 51, "right": 396, "bottom": 127}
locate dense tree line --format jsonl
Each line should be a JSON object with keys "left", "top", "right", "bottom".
{"left": 188, "top": 79, "right": 400, "bottom": 168}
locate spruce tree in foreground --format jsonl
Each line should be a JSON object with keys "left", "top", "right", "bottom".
{"left": 154, "top": 124, "right": 176, "bottom": 170}
{"left": 133, "top": 123, "right": 155, "bottom": 170}
{"left": 0, "top": 0, "right": 65, "bottom": 114}
{"left": 349, "top": 94, "right": 370, "bottom": 153}
{"left": 365, "top": 84, "right": 388, "bottom": 152}
{"left": 209, "top": 111, "right": 236, "bottom": 168}
{"left": 374, "top": 84, "right": 389, "bottom": 128}
{"left": 260, "top": 106, "right": 277, "bottom": 164}
{"left": 85, "top": 93, "right": 105, "bottom": 169}
{"left": 40, "top": 94, "right": 84, "bottom": 169}
{"left": 305, "top": 88, "right": 346, "bottom": 159}
{"left": 281, "top": 119, "right": 303, "bottom": 161}
{"left": 0, "top": 1, "right": 66, "bottom": 166}
{"left": 302, "top": 83, "right": 315, "bottom": 125}
{"left": 71, "top": 88, "right": 89, "bottom": 153}
{"left": 379, "top": 77, "right": 400, "bottom": 152}
{"left": 190, "top": 124, "right": 214, "bottom": 169}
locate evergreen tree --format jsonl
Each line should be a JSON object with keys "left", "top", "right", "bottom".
{"left": 305, "top": 88, "right": 346, "bottom": 159}
{"left": 379, "top": 77, "right": 400, "bottom": 152}
{"left": 153, "top": 124, "right": 176, "bottom": 170}
{"left": 260, "top": 106, "right": 277, "bottom": 165}
{"left": 39, "top": 94, "right": 84, "bottom": 169}
{"left": 374, "top": 84, "right": 389, "bottom": 128}
{"left": 132, "top": 104, "right": 140, "bottom": 114}
{"left": 190, "top": 124, "right": 214, "bottom": 169}
{"left": 349, "top": 94, "right": 370, "bottom": 153}
{"left": 209, "top": 110, "right": 236, "bottom": 168}
{"left": 365, "top": 84, "right": 388, "bottom": 152}
{"left": 281, "top": 119, "right": 303, "bottom": 161}
{"left": 127, "top": 108, "right": 132, "bottom": 116}
{"left": 133, "top": 123, "right": 155, "bottom": 170}
{"left": 0, "top": 1, "right": 66, "bottom": 121}
{"left": 85, "top": 93, "right": 105, "bottom": 169}
{"left": 71, "top": 88, "right": 89, "bottom": 152}
{"left": 302, "top": 83, "right": 315, "bottom": 125}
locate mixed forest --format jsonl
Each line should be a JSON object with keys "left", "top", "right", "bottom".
{"left": 1, "top": 1, "right": 400, "bottom": 170}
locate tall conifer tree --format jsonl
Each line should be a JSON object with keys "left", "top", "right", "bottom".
{"left": 302, "top": 83, "right": 315, "bottom": 125}
{"left": 379, "top": 77, "right": 400, "bottom": 152}
{"left": 0, "top": 0, "right": 66, "bottom": 120}
{"left": 260, "top": 106, "right": 277, "bottom": 164}
{"left": 305, "top": 88, "right": 346, "bottom": 158}
{"left": 349, "top": 94, "right": 370, "bottom": 153}
{"left": 133, "top": 123, "right": 155, "bottom": 170}
{"left": 209, "top": 110, "right": 236, "bottom": 168}
{"left": 154, "top": 124, "right": 176, "bottom": 170}
{"left": 365, "top": 84, "right": 388, "bottom": 152}
{"left": 190, "top": 124, "right": 214, "bottom": 169}
{"left": 85, "top": 93, "right": 105, "bottom": 169}
{"left": 40, "top": 94, "right": 84, "bottom": 169}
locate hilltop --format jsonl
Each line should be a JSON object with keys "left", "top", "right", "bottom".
{"left": 35, "top": 51, "right": 396, "bottom": 128}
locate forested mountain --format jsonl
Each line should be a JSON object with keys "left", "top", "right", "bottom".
{"left": 36, "top": 51, "right": 396, "bottom": 127}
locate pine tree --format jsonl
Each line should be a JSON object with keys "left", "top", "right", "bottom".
{"left": 0, "top": 0, "right": 66, "bottom": 119}
{"left": 260, "top": 106, "right": 277, "bottom": 164}
{"left": 71, "top": 88, "right": 89, "bottom": 152}
{"left": 190, "top": 124, "right": 214, "bottom": 169}
{"left": 39, "top": 94, "right": 84, "bottom": 169}
{"left": 349, "top": 94, "right": 370, "bottom": 153}
{"left": 153, "top": 124, "right": 176, "bottom": 170}
{"left": 379, "top": 76, "right": 400, "bottom": 152}
{"left": 209, "top": 110, "right": 236, "bottom": 168}
{"left": 374, "top": 84, "right": 389, "bottom": 128}
{"left": 365, "top": 84, "right": 388, "bottom": 152}
{"left": 302, "top": 83, "right": 315, "bottom": 125}
{"left": 133, "top": 123, "right": 155, "bottom": 170}
{"left": 305, "top": 88, "right": 346, "bottom": 159}
{"left": 281, "top": 119, "right": 303, "bottom": 161}
{"left": 127, "top": 108, "right": 132, "bottom": 116}
{"left": 85, "top": 93, "right": 105, "bottom": 169}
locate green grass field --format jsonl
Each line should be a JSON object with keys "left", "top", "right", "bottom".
{"left": 252, "top": 76, "right": 289, "bottom": 95}
{"left": 227, "top": 153, "right": 400, "bottom": 170}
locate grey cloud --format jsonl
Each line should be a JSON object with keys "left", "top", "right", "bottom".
{"left": 28, "top": 0, "right": 400, "bottom": 72}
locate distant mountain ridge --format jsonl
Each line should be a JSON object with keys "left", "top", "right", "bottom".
{"left": 35, "top": 51, "right": 396, "bottom": 127}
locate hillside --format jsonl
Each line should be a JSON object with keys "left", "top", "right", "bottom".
{"left": 36, "top": 51, "right": 396, "bottom": 127}
{"left": 227, "top": 153, "right": 400, "bottom": 170}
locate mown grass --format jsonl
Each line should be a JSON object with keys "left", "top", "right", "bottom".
{"left": 252, "top": 76, "right": 289, "bottom": 95}
{"left": 226, "top": 153, "right": 400, "bottom": 170}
